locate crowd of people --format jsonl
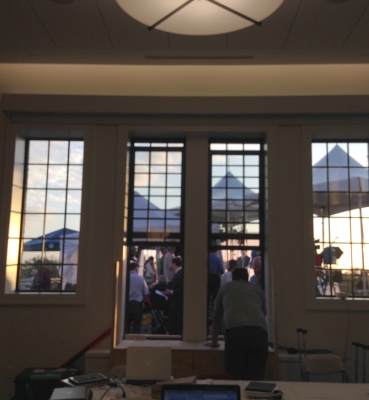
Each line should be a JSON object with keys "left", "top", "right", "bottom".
{"left": 208, "top": 250, "right": 263, "bottom": 305}
{"left": 126, "top": 247, "right": 267, "bottom": 380}
{"left": 127, "top": 248, "right": 263, "bottom": 331}
{"left": 127, "top": 247, "right": 184, "bottom": 335}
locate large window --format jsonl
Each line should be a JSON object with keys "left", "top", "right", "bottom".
{"left": 208, "top": 141, "right": 265, "bottom": 325}
{"left": 125, "top": 140, "right": 185, "bottom": 336}
{"left": 312, "top": 142, "right": 369, "bottom": 298}
{"left": 7, "top": 138, "right": 84, "bottom": 293}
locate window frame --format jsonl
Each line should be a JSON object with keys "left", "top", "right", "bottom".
{"left": 303, "top": 126, "right": 369, "bottom": 311}
{"left": 15, "top": 138, "right": 84, "bottom": 293}
{"left": 124, "top": 138, "right": 186, "bottom": 338}
{"left": 312, "top": 139, "right": 369, "bottom": 299}
{"left": 127, "top": 140, "right": 186, "bottom": 247}
{"left": 208, "top": 140, "right": 265, "bottom": 275}
{"left": 0, "top": 125, "right": 87, "bottom": 306}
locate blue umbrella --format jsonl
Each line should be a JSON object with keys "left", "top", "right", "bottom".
{"left": 23, "top": 228, "right": 79, "bottom": 251}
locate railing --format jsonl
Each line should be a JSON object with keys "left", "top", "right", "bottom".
{"left": 61, "top": 328, "right": 111, "bottom": 368}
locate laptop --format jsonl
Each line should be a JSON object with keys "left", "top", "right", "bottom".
{"left": 161, "top": 384, "right": 240, "bottom": 400}
{"left": 49, "top": 386, "right": 89, "bottom": 400}
{"left": 125, "top": 346, "right": 172, "bottom": 385}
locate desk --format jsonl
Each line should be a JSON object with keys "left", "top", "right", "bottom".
{"left": 90, "top": 380, "right": 369, "bottom": 400}
{"left": 112, "top": 340, "right": 278, "bottom": 381}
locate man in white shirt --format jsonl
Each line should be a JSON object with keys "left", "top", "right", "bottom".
{"left": 127, "top": 262, "right": 148, "bottom": 334}
{"left": 206, "top": 268, "right": 268, "bottom": 380}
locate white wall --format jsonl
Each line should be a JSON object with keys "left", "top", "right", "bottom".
{"left": 0, "top": 123, "right": 121, "bottom": 398}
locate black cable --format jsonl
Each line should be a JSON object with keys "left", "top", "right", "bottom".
{"left": 99, "top": 386, "right": 112, "bottom": 400}
{"left": 99, "top": 383, "right": 125, "bottom": 400}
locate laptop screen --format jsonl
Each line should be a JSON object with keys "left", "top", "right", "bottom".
{"left": 162, "top": 384, "right": 240, "bottom": 400}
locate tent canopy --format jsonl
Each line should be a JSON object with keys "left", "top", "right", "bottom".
{"left": 313, "top": 145, "right": 369, "bottom": 217}
{"left": 23, "top": 228, "right": 79, "bottom": 252}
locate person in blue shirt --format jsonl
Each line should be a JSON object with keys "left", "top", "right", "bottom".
{"left": 208, "top": 247, "right": 224, "bottom": 305}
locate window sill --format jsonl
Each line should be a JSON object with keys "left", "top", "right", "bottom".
{"left": 0, "top": 291, "right": 86, "bottom": 306}
{"left": 116, "top": 339, "right": 225, "bottom": 351}
{"left": 115, "top": 339, "right": 275, "bottom": 353}
{"left": 305, "top": 295, "right": 369, "bottom": 311}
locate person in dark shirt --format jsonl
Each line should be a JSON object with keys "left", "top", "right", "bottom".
{"left": 163, "top": 257, "right": 183, "bottom": 335}
{"left": 32, "top": 261, "right": 51, "bottom": 290}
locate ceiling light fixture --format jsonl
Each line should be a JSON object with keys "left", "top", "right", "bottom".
{"left": 115, "top": 0, "right": 284, "bottom": 36}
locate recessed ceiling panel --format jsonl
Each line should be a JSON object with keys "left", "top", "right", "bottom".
{"left": 0, "top": 0, "right": 55, "bottom": 48}
{"left": 285, "top": 0, "right": 368, "bottom": 48}
{"left": 343, "top": 4, "right": 369, "bottom": 48}
{"left": 227, "top": 0, "right": 299, "bottom": 49}
{"left": 30, "top": 0, "right": 112, "bottom": 48}
{"left": 98, "top": 0, "right": 169, "bottom": 50}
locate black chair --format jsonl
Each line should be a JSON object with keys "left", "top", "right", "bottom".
{"left": 296, "top": 328, "right": 348, "bottom": 382}
{"left": 352, "top": 341, "right": 369, "bottom": 383}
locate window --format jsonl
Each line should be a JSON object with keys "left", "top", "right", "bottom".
{"left": 312, "top": 142, "right": 369, "bottom": 298}
{"left": 208, "top": 141, "right": 265, "bottom": 323}
{"left": 125, "top": 140, "right": 185, "bottom": 336}
{"left": 7, "top": 138, "right": 84, "bottom": 293}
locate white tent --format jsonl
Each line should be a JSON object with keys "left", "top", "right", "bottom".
{"left": 59, "top": 232, "right": 79, "bottom": 290}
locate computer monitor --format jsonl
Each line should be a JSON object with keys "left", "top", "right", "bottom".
{"left": 161, "top": 384, "right": 240, "bottom": 400}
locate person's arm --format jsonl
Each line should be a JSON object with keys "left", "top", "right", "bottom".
{"left": 208, "top": 318, "right": 221, "bottom": 347}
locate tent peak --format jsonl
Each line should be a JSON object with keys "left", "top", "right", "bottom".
{"left": 314, "top": 144, "right": 364, "bottom": 168}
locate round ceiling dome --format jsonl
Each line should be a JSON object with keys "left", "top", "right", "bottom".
{"left": 115, "top": 0, "right": 284, "bottom": 36}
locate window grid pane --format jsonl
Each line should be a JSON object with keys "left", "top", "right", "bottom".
{"left": 129, "top": 141, "right": 185, "bottom": 244}
{"left": 210, "top": 148, "right": 261, "bottom": 242}
{"left": 16, "top": 139, "right": 83, "bottom": 293}
{"left": 209, "top": 141, "right": 264, "bottom": 275}
{"left": 313, "top": 141, "right": 369, "bottom": 298}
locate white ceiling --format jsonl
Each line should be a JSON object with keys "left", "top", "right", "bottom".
{"left": 1, "top": 0, "right": 369, "bottom": 96}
